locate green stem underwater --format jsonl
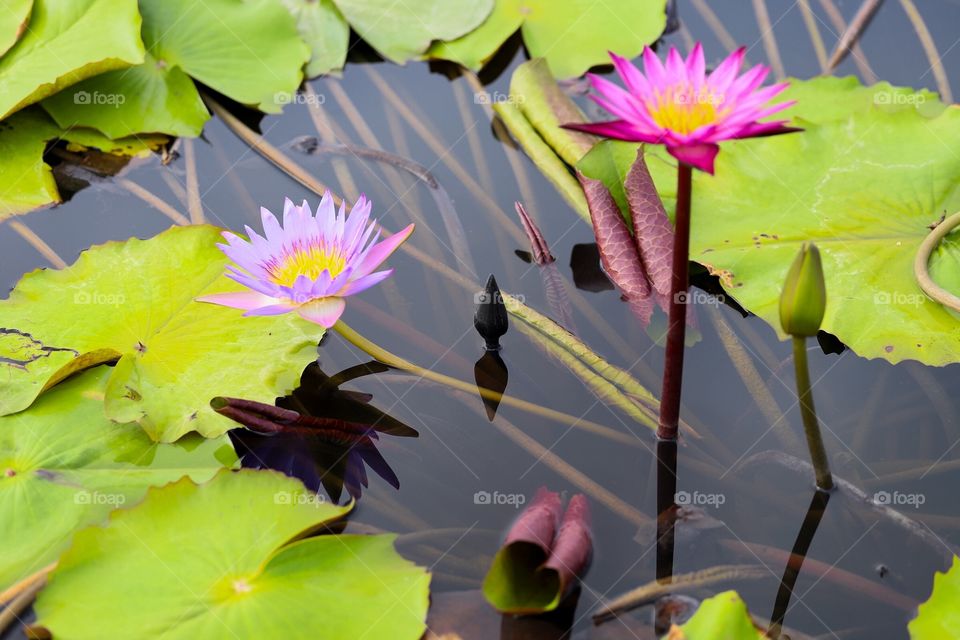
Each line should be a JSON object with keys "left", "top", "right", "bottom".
{"left": 657, "top": 163, "right": 693, "bottom": 440}
{"left": 792, "top": 336, "right": 834, "bottom": 491}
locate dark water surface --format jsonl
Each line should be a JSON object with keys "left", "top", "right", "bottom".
{"left": 4, "top": 2, "right": 960, "bottom": 639}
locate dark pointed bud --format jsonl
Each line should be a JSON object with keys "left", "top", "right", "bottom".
{"left": 780, "top": 242, "right": 827, "bottom": 337}
{"left": 474, "top": 274, "right": 509, "bottom": 350}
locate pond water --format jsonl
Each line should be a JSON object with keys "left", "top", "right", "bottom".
{"left": 4, "top": 2, "right": 960, "bottom": 639}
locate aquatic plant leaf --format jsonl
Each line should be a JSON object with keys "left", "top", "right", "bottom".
{"left": 778, "top": 75, "right": 947, "bottom": 122}
{"left": 280, "top": 0, "right": 349, "bottom": 78}
{"left": 427, "top": 0, "right": 668, "bottom": 79}
{"left": 910, "top": 556, "right": 960, "bottom": 638}
{"left": 0, "top": 367, "right": 232, "bottom": 592}
{"left": 0, "top": 0, "right": 31, "bottom": 56}
{"left": 43, "top": 0, "right": 309, "bottom": 138}
{"left": 35, "top": 470, "right": 431, "bottom": 640}
{"left": 0, "top": 225, "right": 318, "bottom": 442}
{"left": 0, "top": 108, "right": 164, "bottom": 220}
{"left": 0, "top": 0, "right": 144, "bottom": 120}
{"left": 606, "top": 77, "right": 960, "bottom": 365}
{"left": 494, "top": 99, "right": 589, "bottom": 221}
{"left": 0, "top": 109, "right": 60, "bottom": 219}
{"left": 482, "top": 489, "right": 592, "bottom": 614}
{"left": 578, "top": 172, "right": 655, "bottom": 326}
{"left": 668, "top": 591, "right": 764, "bottom": 639}
{"left": 578, "top": 141, "right": 674, "bottom": 298}
{"left": 333, "top": 0, "right": 492, "bottom": 64}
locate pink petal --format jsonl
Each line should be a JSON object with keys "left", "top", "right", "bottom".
{"left": 243, "top": 302, "right": 299, "bottom": 316}
{"left": 297, "top": 297, "right": 346, "bottom": 328}
{"left": 667, "top": 142, "right": 720, "bottom": 174}
{"left": 686, "top": 42, "right": 706, "bottom": 86}
{"left": 196, "top": 290, "right": 281, "bottom": 311}
{"left": 352, "top": 223, "right": 414, "bottom": 279}
{"left": 642, "top": 46, "right": 667, "bottom": 89}
{"left": 707, "top": 47, "right": 746, "bottom": 94}
{"left": 609, "top": 52, "right": 652, "bottom": 98}
{"left": 339, "top": 269, "right": 394, "bottom": 296}
{"left": 665, "top": 47, "right": 687, "bottom": 84}
{"left": 563, "top": 120, "right": 663, "bottom": 144}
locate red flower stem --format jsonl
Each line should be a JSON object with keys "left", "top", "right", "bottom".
{"left": 657, "top": 163, "right": 693, "bottom": 441}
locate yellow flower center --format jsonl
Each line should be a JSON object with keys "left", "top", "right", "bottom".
{"left": 648, "top": 84, "right": 726, "bottom": 135}
{"left": 268, "top": 244, "right": 346, "bottom": 287}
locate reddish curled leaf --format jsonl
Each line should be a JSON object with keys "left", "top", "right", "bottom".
{"left": 515, "top": 202, "right": 555, "bottom": 265}
{"left": 577, "top": 171, "right": 656, "bottom": 325}
{"left": 503, "top": 487, "right": 563, "bottom": 549}
{"left": 625, "top": 147, "right": 674, "bottom": 299}
{"left": 483, "top": 489, "right": 593, "bottom": 614}
{"left": 542, "top": 494, "right": 593, "bottom": 597}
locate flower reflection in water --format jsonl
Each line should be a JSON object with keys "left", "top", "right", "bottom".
{"left": 216, "top": 361, "right": 417, "bottom": 504}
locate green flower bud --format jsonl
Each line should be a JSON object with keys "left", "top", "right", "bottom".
{"left": 780, "top": 242, "right": 827, "bottom": 337}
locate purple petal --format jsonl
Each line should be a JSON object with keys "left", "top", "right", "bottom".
{"left": 707, "top": 47, "right": 746, "bottom": 94}
{"left": 609, "top": 52, "right": 652, "bottom": 98}
{"left": 339, "top": 269, "right": 394, "bottom": 296}
{"left": 243, "top": 302, "right": 299, "bottom": 316}
{"left": 686, "top": 42, "right": 706, "bottom": 86}
{"left": 297, "top": 297, "right": 346, "bottom": 328}
{"left": 352, "top": 223, "right": 414, "bottom": 279}
{"left": 562, "top": 120, "right": 663, "bottom": 144}
{"left": 641, "top": 46, "right": 667, "bottom": 89}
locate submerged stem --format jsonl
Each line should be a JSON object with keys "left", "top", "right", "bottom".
{"left": 792, "top": 336, "right": 834, "bottom": 490}
{"left": 332, "top": 321, "right": 642, "bottom": 447}
{"left": 657, "top": 163, "right": 693, "bottom": 440}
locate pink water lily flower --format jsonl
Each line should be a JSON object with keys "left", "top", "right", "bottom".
{"left": 565, "top": 44, "right": 797, "bottom": 174}
{"left": 197, "top": 192, "right": 414, "bottom": 328}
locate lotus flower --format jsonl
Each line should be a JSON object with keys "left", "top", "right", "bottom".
{"left": 565, "top": 44, "right": 797, "bottom": 174}
{"left": 198, "top": 192, "right": 414, "bottom": 328}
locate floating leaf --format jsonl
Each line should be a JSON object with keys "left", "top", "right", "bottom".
{"left": 36, "top": 469, "right": 431, "bottom": 640}
{"left": 0, "top": 0, "right": 31, "bottom": 56}
{"left": 280, "top": 0, "right": 349, "bottom": 78}
{"left": 779, "top": 75, "right": 947, "bottom": 122}
{"left": 0, "top": 109, "right": 60, "bottom": 219}
{"left": 668, "top": 591, "right": 764, "bottom": 639}
{"left": 427, "top": 0, "right": 668, "bottom": 79}
{"left": 43, "top": 0, "right": 309, "bottom": 138}
{"left": 910, "top": 556, "right": 960, "bottom": 638}
{"left": 601, "top": 78, "right": 960, "bottom": 365}
{"left": 0, "top": 108, "right": 163, "bottom": 220}
{"left": 0, "top": 367, "right": 232, "bottom": 591}
{"left": 0, "top": 0, "right": 144, "bottom": 119}
{"left": 0, "top": 225, "right": 318, "bottom": 441}
{"left": 334, "top": 0, "right": 492, "bottom": 64}
{"left": 482, "top": 488, "right": 592, "bottom": 614}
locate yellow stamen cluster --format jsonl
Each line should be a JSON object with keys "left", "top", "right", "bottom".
{"left": 268, "top": 244, "right": 346, "bottom": 286}
{"left": 648, "top": 84, "right": 726, "bottom": 135}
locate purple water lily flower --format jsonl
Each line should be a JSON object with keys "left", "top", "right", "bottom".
{"left": 565, "top": 44, "right": 797, "bottom": 174}
{"left": 198, "top": 192, "right": 414, "bottom": 328}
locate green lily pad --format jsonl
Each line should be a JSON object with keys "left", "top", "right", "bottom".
{"left": 593, "top": 78, "right": 960, "bottom": 365}
{"left": 281, "top": 0, "right": 349, "bottom": 78}
{"left": 334, "top": 0, "right": 492, "bottom": 64}
{"left": 0, "top": 0, "right": 32, "bottom": 56}
{"left": 0, "top": 224, "right": 318, "bottom": 441}
{"left": 671, "top": 591, "right": 764, "bottom": 639}
{"left": 0, "top": 366, "right": 232, "bottom": 591}
{"left": 0, "top": 108, "right": 163, "bottom": 220}
{"left": 910, "top": 556, "right": 960, "bottom": 638}
{"left": 0, "top": 109, "right": 60, "bottom": 219}
{"left": 43, "top": 0, "right": 309, "bottom": 138}
{"left": 780, "top": 75, "right": 947, "bottom": 122}
{"left": 36, "top": 470, "right": 430, "bottom": 640}
{"left": 427, "top": 0, "right": 667, "bottom": 79}
{"left": 0, "top": 0, "right": 144, "bottom": 120}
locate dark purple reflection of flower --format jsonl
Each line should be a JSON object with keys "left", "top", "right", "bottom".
{"left": 217, "top": 361, "right": 417, "bottom": 504}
